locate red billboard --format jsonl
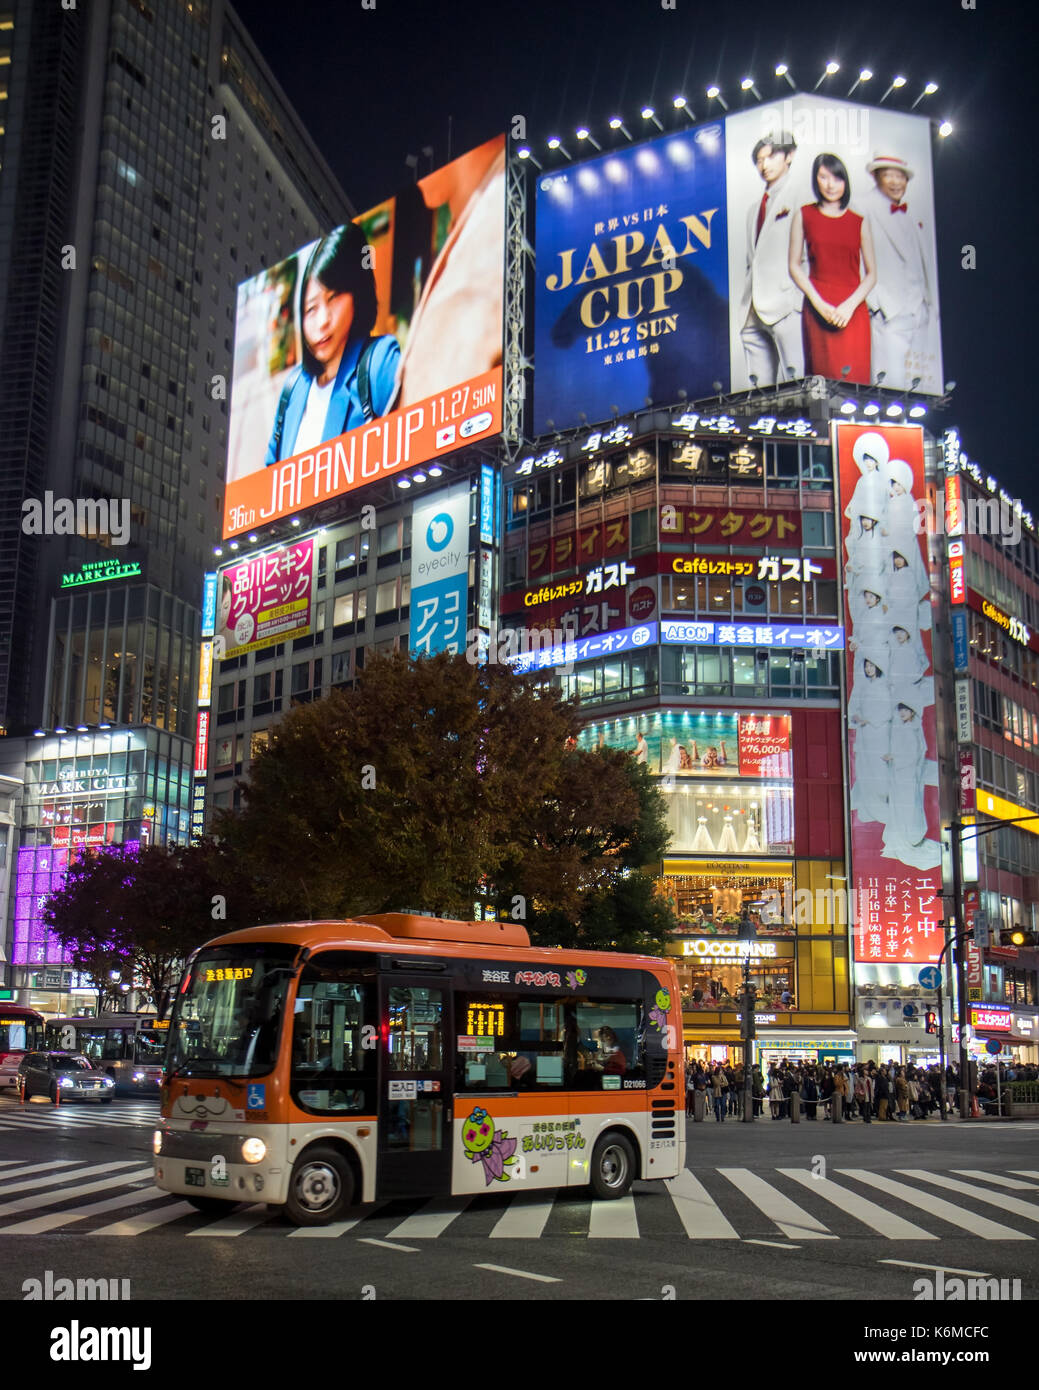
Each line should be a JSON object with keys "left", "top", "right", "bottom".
{"left": 224, "top": 135, "right": 505, "bottom": 538}
{"left": 836, "top": 422, "right": 943, "bottom": 963}
{"left": 737, "top": 715, "right": 792, "bottom": 777}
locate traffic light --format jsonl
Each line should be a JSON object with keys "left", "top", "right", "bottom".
{"left": 1000, "top": 926, "right": 1036, "bottom": 947}
{"left": 925, "top": 1011, "right": 938, "bottom": 1035}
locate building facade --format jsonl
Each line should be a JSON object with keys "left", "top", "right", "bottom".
{"left": 0, "top": 0, "right": 352, "bottom": 1012}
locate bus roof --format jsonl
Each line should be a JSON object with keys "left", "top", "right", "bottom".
{"left": 190, "top": 914, "right": 673, "bottom": 974}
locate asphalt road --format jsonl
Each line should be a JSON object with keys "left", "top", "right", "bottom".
{"left": 1, "top": 1095, "right": 1037, "bottom": 1305}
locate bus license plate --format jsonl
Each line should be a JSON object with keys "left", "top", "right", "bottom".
{"left": 185, "top": 1167, "right": 206, "bottom": 1188}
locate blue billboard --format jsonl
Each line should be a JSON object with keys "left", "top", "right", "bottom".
{"left": 534, "top": 126, "right": 730, "bottom": 434}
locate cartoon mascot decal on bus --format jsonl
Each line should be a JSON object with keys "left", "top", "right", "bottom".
{"left": 461, "top": 1107, "right": 519, "bottom": 1185}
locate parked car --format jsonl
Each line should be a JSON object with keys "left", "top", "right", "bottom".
{"left": 18, "top": 1052, "right": 116, "bottom": 1104}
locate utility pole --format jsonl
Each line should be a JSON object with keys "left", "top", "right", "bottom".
{"left": 950, "top": 816, "right": 969, "bottom": 1118}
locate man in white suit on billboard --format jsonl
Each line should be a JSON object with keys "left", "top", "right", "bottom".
{"left": 739, "top": 133, "right": 804, "bottom": 387}
{"left": 863, "top": 153, "right": 933, "bottom": 390}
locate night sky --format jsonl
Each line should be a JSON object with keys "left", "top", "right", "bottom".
{"left": 237, "top": 0, "right": 1036, "bottom": 506}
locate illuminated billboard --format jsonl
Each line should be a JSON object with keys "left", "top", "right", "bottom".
{"left": 835, "top": 421, "right": 943, "bottom": 964}
{"left": 213, "top": 537, "right": 316, "bottom": 661}
{"left": 224, "top": 135, "right": 505, "bottom": 538}
{"left": 533, "top": 98, "right": 941, "bottom": 431}
{"left": 725, "top": 97, "right": 941, "bottom": 394}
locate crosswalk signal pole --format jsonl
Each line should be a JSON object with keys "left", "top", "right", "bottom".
{"left": 742, "top": 959, "right": 756, "bottom": 1123}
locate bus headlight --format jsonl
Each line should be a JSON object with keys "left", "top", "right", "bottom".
{"left": 152, "top": 1130, "right": 162, "bottom": 1156}
{"left": 241, "top": 1137, "right": 267, "bottom": 1165}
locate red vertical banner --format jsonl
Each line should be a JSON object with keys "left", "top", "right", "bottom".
{"left": 836, "top": 422, "right": 944, "bottom": 964}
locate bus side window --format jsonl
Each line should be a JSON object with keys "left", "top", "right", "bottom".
{"left": 102, "top": 1030, "right": 125, "bottom": 1062}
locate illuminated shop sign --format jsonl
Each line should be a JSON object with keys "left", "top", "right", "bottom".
{"left": 980, "top": 598, "right": 1031, "bottom": 646}
{"left": 682, "top": 939, "right": 779, "bottom": 959}
{"left": 944, "top": 471, "right": 964, "bottom": 537}
{"left": 660, "top": 619, "right": 844, "bottom": 649}
{"left": 523, "top": 561, "right": 636, "bottom": 608}
{"left": 60, "top": 560, "right": 142, "bottom": 589}
{"left": 197, "top": 640, "right": 213, "bottom": 707}
{"left": 674, "top": 412, "right": 819, "bottom": 440}
{"left": 672, "top": 556, "right": 823, "bottom": 583}
{"left": 194, "top": 710, "right": 210, "bottom": 777}
{"left": 947, "top": 539, "right": 965, "bottom": 605}
{"left": 513, "top": 415, "right": 819, "bottom": 477}
{"left": 970, "top": 1005, "right": 1011, "bottom": 1033}
{"left": 201, "top": 572, "right": 218, "bottom": 637}
{"left": 509, "top": 621, "right": 657, "bottom": 674}
{"left": 660, "top": 504, "right": 801, "bottom": 547}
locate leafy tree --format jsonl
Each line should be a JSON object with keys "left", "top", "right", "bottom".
{"left": 217, "top": 652, "right": 674, "bottom": 954}
{"left": 43, "top": 840, "right": 265, "bottom": 1018}
{"left": 42, "top": 843, "right": 138, "bottom": 1016}
{"left": 217, "top": 651, "right": 580, "bottom": 919}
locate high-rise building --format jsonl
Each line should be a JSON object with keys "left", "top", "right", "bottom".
{"left": 0, "top": 0, "right": 352, "bottom": 1011}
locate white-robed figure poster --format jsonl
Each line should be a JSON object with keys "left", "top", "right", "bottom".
{"left": 887, "top": 622, "right": 929, "bottom": 683}
{"left": 848, "top": 581, "right": 891, "bottom": 657}
{"left": 848, "top": 646, "right": 893, "bottom": 824}
{"left": 886, "top": 547, "right": 933, "bottom": 633}
{"left": 882, "top": 685, "right": 942, "bottom": 869}
{"left": 884, "top": 458, "right": 929, "bottom": 594}
{"left": 844, "top": 433, "right": 890, "bottom": 524}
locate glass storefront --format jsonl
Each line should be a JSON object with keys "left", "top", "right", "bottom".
{"left": 674, "top": 938, "right": 795, "bottom": 1012}
{"left": 660, "top": 861, "right": 795, "bottom": 936}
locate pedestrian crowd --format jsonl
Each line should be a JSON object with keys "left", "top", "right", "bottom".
{"left": 681, "top": 1057, "right": 1039, "bottom": 1121}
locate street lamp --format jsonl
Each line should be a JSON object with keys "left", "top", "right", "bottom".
{"left": 945, "top": 812, "right": 1039, "bottom": 1117}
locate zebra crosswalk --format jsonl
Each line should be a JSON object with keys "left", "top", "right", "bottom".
{"left": 0, "top": 1099, "right": 158, "bottom": 1132}
{"left": 0, "top": 1162, "right": 1037, "bottom": 1241}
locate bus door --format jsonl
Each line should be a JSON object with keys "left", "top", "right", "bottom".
{"left": 376, "top": 974, "right": 453, "bottom": 1199}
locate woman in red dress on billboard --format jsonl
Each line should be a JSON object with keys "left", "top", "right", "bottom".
{"left": 788, "top": 153, "right": 876, "bottom": 385}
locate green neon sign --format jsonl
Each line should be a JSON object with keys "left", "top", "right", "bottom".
{"left": 60, "top": 561, "right": 142, "bottom": 589}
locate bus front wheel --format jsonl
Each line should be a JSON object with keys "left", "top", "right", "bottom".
{"left": 589, "top": 1132, "right": 636, "bottom": 1200}
{"left": 285, "top": 1145, "right": 354, "bottom": 1226}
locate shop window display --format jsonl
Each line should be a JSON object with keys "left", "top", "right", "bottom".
{"left": 657, "top": 871, "right": 796, "bottom": 937}
{"left": 675, "top": 957, "right": 794, "bottom": 1012}
{"left": 662, "top": 782, "right": 793, "bottom": 856}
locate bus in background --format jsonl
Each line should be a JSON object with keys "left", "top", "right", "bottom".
{"left": 155, "top": 915, "right": 684, "bottom": 1224}
{"left": 0, "top": 1005, "right": 47, "bottom": 1094}
{"left": 46, "top": 1014, "right": 167, "bottom": 1095}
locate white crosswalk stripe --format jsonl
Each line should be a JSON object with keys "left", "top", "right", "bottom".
{"left": 719, "top": 1167, "right": 837, "bottom": 1240}
{"left": 778, "top": 1169, "right": 936, "bottom": 1240}
{"left": 387, "top": 1196, "right": 472, "bottom": 1239}
{"left": 665, "top": 1170, "right": 740, "bottom": 1239}
{"left": 0, "top": 1165, "right": 1035, "bottom": 1241}
{"left": 838, "top": 1169, "right": 1032, "bottom": 1240}
{"left": 0, "top": 1102, "right": 157, "bottom": 1131}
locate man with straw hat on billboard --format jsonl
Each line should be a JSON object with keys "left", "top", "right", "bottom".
{"left": 863, "top": 152, "right": 933, "bottom": 390}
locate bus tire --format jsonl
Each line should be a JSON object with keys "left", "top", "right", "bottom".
{"left": 185, "top": 1195, "right": 237, "bottom": 1215}
{"left": 285, "top": 1145, "right": 354, "bottom": 1226}
{"left": 589, "top": 1131, "right": 635, "bottom": 1200}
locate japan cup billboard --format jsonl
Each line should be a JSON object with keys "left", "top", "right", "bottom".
{"left": 532, "top": 97, "right": 942, "bottom": 433}
{"left": 224, "top": 135, "right": 505, "bottom": 538}
{"left": 835, "top": 421, "right": 944, "bottom": 964}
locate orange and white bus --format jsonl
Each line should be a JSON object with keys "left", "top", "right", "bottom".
{"left": 154, "top": 914, "right": 684, "bottom": 1225}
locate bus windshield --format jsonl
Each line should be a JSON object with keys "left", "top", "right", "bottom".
{"left": 167, "top": 944, "right": 297, "bottom": 1079}
{"left": 0, "top": 1015, "right": 43, "bottom": 1055}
